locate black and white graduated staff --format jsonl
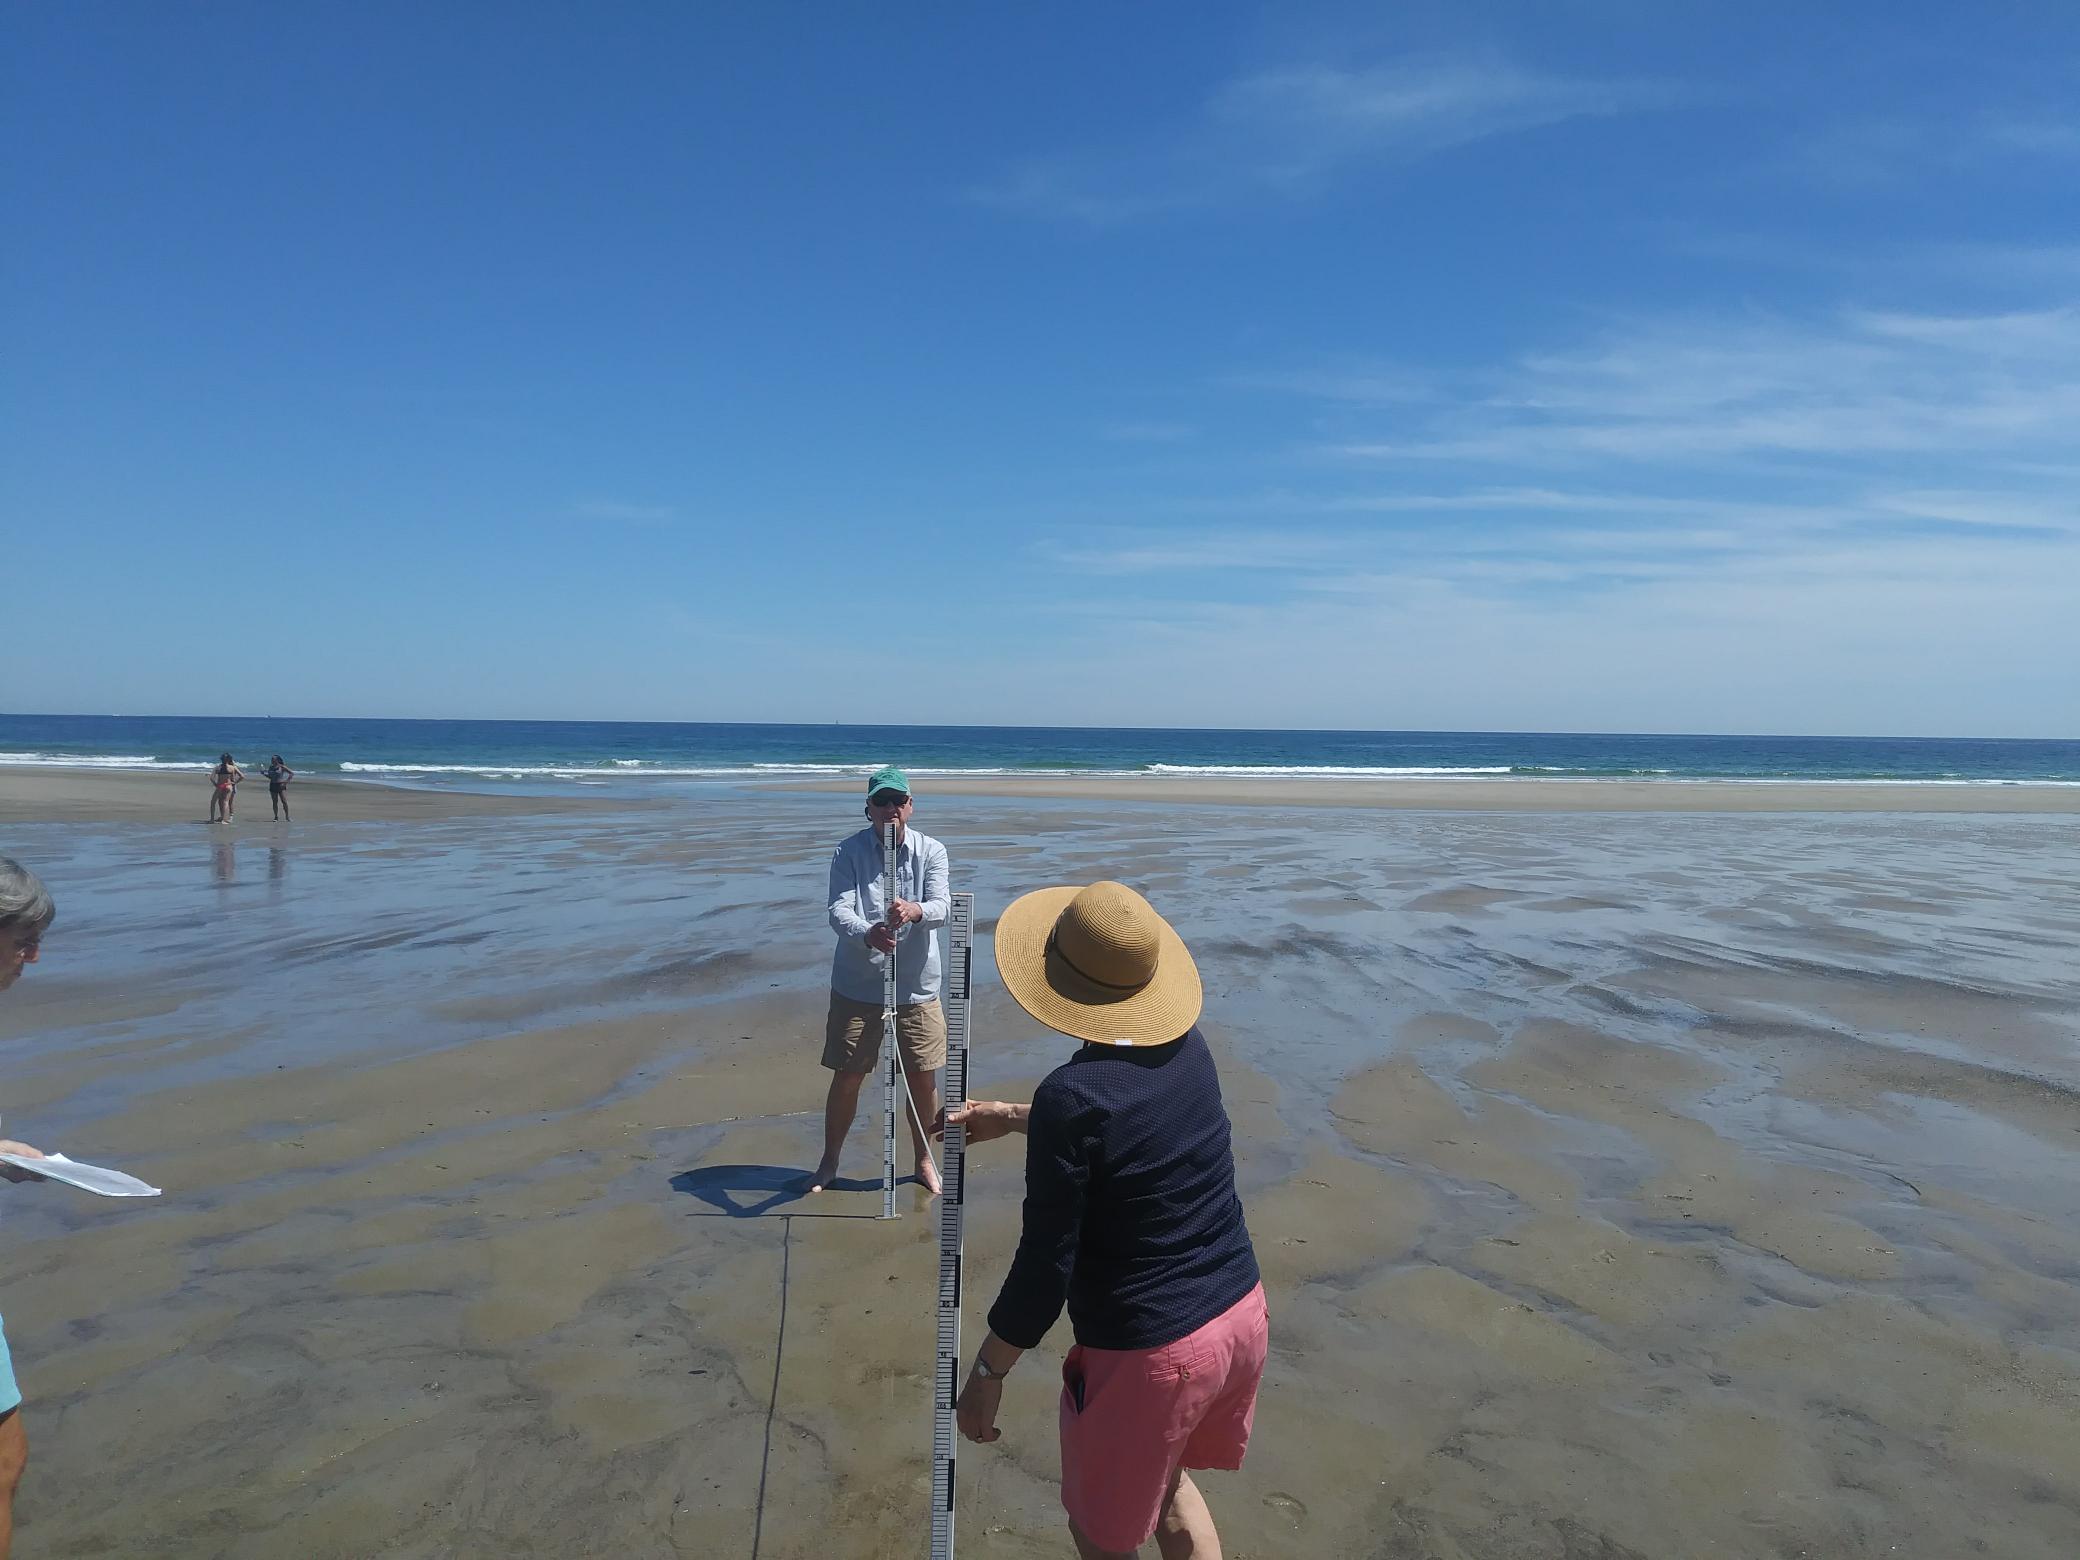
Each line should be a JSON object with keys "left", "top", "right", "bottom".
{"left": 939, "top": 880, "right": 1268, "bottom": 1560}
{"left": 810, "top": 765, "right": 949, "bottom": 1196}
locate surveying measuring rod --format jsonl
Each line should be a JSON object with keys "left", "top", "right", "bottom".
{"left": 879, "top": 822, "right": 901, "bottom": 1220}
{"left": 932, "top": 890, "right": 974, "bottom": 1560}
{"left": 867, "top": 826, "right": 972, "bottom": 1553}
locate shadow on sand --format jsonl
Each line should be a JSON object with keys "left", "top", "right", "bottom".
{"left": 670, "top": 1163, "right": 885, "bottom": 1219}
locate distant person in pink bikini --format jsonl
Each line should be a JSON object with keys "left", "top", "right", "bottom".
{"left": 948, "top": 881, "right": 1267, "bottom": 1560}
{"left": 207, "top": 754, "right": 243, "bottom": 824}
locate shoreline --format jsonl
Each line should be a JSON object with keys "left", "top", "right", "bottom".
{"left": 8, "top": 765, "right": 2080, "bottom": 822}
{"left": 0, "top": 767, "right": 657, "bottom": 824}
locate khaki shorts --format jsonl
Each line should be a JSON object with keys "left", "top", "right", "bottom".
{"left": 823, "top": 993, "right": 947, "bottom": 1075}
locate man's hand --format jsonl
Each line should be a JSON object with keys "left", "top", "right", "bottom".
{"left": 0, "top": 1140, "right": 47, "bottom": 1184}
{"left": 956, "top": 1372, "right": 1003, "bottom": 1444}
{"left": 888, "top": 898, "right": 924, "bottom": 927}
{"left": 934, "top": 1100, "right": 1027, "bottom": 1145}
{"left": 866, "top": 924, "right": 898, "bottom": 955}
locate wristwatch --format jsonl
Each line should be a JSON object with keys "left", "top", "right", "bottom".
{"left": 970, "top": 1355, "right": 1010, "bottom": 1381}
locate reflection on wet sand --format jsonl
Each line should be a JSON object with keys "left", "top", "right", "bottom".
{"left": 1, "top": 798, "right": 2076, "bottom": 1557}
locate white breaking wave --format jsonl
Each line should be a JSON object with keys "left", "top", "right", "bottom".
{"left": 341, "top": 761, "right": 1131, "bottom": 778}
{"left": 0, "top": 751, "right": 194, "bottom": 770}
{"left": 317, "top": 760, "right": 2080, "bottom": 786}
{"left": 338, "top": 762, "right": 736, "bottom": 777}
{"left": 1143, "top": 763, "right": 1515, "bottom": 777}
{"left": 1647, "top": 775, "right": 2080, "bottom": 787}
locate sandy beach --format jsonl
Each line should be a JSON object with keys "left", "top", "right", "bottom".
{"left": 12, "top": 766, "right": 2080, "bottom": 830}
{"left": 2, "top": 779, "right": 2077, "bottom": 1556}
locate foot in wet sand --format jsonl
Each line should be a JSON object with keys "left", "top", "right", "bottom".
{"left": 805, "top": 1157, "right": 841, "bottom": 1193}
{"left": 914, "top": 1157, "right": 942, "bottom": 1197}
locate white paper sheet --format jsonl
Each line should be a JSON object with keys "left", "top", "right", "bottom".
{"left": 0, "top": 1152, "right": 161, "bottom": 1198}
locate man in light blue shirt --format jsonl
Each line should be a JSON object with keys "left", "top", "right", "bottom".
{"left": 810, "top": 766, "right": 951, "bottom": 1195}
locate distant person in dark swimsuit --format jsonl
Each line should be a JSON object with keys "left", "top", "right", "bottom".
{"left": 264, "top": 756, "right": 294, "bottom": 821}
{"left": 208, "top": 754, "right": 243, "bottom": 824}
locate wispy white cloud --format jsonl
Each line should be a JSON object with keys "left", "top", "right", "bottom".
{"left": 975, "top": 58, "right": 1672, "bottom": 223}
{"left": 1793, "top": 113, "right": 2080, "bottom": 186}
{"left": 1301, "top": 486, "right": 1832, "bottom": 522}
{"left": 1851, "top": 304, "right": 2080, "bottom": 356}
{"left": 1656, "top": 231, "right": 2080, "bottom": 296}
{"left": 1980, "top": 117, "right": 2080, "bottom": 158}
{"left": 1224, "top": 365, "right": 1434, "bottom": 405}
{"left": 1864, "top": 488, "right": 2080, "bottom": 534}
{"left": 987, "top": 536, "right": 2080, "bottom": 735}
{"left": 572, "top": 499, "right": 676, "bottom": 523}
{"left": 1037, "top": 528, "right": 1346, "bottom": 576}
{"left": 1002, "top": 284, "right": 2080, "bottom": 733}
{"left": 1320, "top": 306, "right": 2080, "bottom": 466}
{"left": 1028, "top": 477, "right": 2079, "bottom": 605}
{"left": 1100, "top": 420, "right": 1198, "bottom": 444}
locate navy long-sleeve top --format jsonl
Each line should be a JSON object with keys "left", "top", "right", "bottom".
{"left": 985, "top": 1027, "right": 1260, "bottom": 1352}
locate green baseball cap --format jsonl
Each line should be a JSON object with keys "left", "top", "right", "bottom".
{"left": 866, "top": 765, "right": 911, "bottom": 798}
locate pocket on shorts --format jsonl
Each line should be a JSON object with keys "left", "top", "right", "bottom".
{"left": 1143, "top": 1334, "right": 1209, "bottom": 1385}
{"left": 1062, "top": 1347, "right": 1087, "bottom": 1414}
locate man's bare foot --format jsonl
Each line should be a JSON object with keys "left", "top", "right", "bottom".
{"left": 806, "top": 1158, "right": 841, "bottom": 1193}
{"left": 915, "top": 1157, "right": 943, "bottom": 1197}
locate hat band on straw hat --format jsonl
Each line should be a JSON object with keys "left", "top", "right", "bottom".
{"left": 994, "top": 880, "right": 1203, "bottom": 1046}
{"left": 1045, "top": 927, "right": 1149, "bottom": 994}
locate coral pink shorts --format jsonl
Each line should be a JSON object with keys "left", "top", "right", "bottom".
{"left": 1058, "top": 1282, "right": 1269, "bottom": 1552}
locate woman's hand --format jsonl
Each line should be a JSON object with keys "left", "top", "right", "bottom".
{"left": 0, "top": 1140, "right": 47, "bottom": 1183}
{"left": 955, "top": 1372, "right": 1003, "bottom": 1443}
{"left": 934, "top": 1100, "right": 1027, "bottom": 1144}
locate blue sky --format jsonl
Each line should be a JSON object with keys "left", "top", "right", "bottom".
{"left": 6, "top": 2, "right": 2077, "bottom": 735}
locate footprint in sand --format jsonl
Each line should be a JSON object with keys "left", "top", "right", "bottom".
{"left": 1263, "top": 1492, "right": 1308, "bottom": 1527}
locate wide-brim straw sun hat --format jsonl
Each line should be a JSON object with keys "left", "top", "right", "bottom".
{"left": 993, "top": 881, "right": 1201, "bottom": 1047}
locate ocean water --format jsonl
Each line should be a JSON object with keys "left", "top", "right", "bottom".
{"left": 3, "top": 713, "right": 2078, "bottom": 789}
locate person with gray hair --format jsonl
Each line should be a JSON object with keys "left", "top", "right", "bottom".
{"left": 0, "top": 855, "right": 57, "bottom": 1560}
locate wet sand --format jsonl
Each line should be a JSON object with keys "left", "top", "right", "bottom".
{"left": 798, "top": 773, "right": 2080, "bottom": 812}
{"left": 2, "top": 795, "right": 2077, "bottom": 1556}
{"left": 0, "top": 767, "right": 653, "bottom": 824}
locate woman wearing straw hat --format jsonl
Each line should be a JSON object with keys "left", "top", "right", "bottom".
{"left": 0, "top": 856, "right": 59, "bottom": 1560}
{"left": 950, "top": 881, "right": 1266, "bottom": 1560}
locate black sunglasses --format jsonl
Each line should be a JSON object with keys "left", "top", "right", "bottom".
{"left": 868, "top": 791, "right": 909, "bottom": 807}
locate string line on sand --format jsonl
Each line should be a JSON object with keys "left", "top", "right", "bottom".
{"left": 749, "top": 1212, "right": 793, "bottom": 1560}
{"left": 887, "top": 1030, "right": 941, "bottom": 1184}
{"left": 643, "top": 1109, "right": 817, "bottom": 1134}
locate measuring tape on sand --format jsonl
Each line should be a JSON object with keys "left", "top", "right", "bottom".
{"left": 931, "top": 889, "right": 974, "bottom": 1560}
{"left": 879, "top": 822, "right": 902, "bottom": 1221}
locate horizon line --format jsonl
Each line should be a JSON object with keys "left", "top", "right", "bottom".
{"left": 3, "top": 711, "right": 2075, "bottom": 745}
